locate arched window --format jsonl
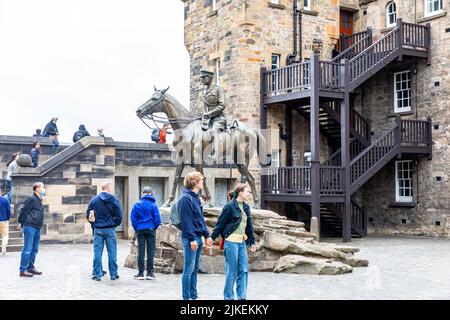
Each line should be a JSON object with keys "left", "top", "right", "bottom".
{"left": 386, "top": 2, "right": 397, "bottom": 28}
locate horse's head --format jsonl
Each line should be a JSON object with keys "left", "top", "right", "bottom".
{"left": 136, "top": 86, "right": 170, "bottom": 119}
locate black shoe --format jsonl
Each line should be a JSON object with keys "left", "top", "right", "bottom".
{"left": 146, "top": 272, "right": 155, "bottom": 280}
{"left": 111, "top": 275, "right": 119, "bottom": 281}
{"left": 102, "top": 270, "right": 107, "bottom": 276}
{"left": 20, "top": 271, "right": 34, "bottom": 278}
{"left": 134, "top": 272, "right": 145, "bottom": 280}
{"left": 91, "top": 276, "right": 101, "bottom": 281}
{"left": 27, "top": 268, "right": 42, "bottom": 275}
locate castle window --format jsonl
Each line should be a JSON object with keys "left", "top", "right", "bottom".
{"left": 394, "top": 71, "right": 411, "bottom": 113}
{"left": 386, "top": 2, "right": 397, "bottom": 28}
{"left": 303, "top": 0, "right": 312, "bottom": 11}
{"left": 396, "top": 160, "right": 413, "bottom": 202}
{"left": 212, "top": 0, "right": 217, "bottom": 12}
{"left": 270, "top": 0, "right": 280, "bottom": 4}
{"left": 271, "top": 54, "right": 281, "bottom": 92}
{"left": 215, "top": 59, "right": 221, "bottom": 85}
{"left": 425, "top": 0, "right": 443, "bottom": 17}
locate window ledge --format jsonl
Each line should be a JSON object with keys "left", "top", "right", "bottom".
{"left": 268, "top": 2, "right": 286, "bottom": 10}
{"left": 207, "top": 10, "right": 218, "bottom": 18}
{"left": 388, "top": 111, "right": 414, "bottom": 117}
{"left": 381, "top": 26, "right": 395, "bottom": 33}
{"left": 418, "top": 11, "right": 446, "bottom": 23}
{"left": 389, "top": 202, "right": 415, "bottom": 208}
{"left": 300, "top": 9, "right": 319, "bottom": 16}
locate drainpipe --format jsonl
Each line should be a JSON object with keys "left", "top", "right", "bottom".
{"left": 287, "top": 1, "right": 298, "bottom": 65}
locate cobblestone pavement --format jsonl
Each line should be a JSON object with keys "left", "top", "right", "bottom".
{"left": 1, "top": 236, "right": 449, "bottom": 300}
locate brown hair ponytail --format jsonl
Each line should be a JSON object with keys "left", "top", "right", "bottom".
{"left": 228, "top": 183, "right": 249, "bottom": 200}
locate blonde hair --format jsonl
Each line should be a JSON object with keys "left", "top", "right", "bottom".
{"left": 183, "top": 172, "right": 204, "bottom": 190}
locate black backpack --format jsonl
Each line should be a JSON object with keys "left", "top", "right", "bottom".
{"left": 151, "top": 129, "right": 160, "bottom": 142}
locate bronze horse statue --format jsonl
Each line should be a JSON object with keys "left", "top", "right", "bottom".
{"left": 136, "top": 87, "right": 269, "bottom": 208}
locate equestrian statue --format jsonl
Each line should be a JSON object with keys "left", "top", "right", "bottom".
{"left": 136, "top": 69, "right": 269, "bottom": 208}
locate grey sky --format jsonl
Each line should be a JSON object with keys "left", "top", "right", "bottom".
{"left": 0, "top": 0, "right": 189, "bottom": 143}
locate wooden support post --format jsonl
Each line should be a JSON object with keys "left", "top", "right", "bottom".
{"left": 427, "top": 116, "right": 432, "bottom": 160}
{"left": 340, "top": 58, "right": 351, "bottom": 242}
{"left": 260, "top": 67, "right": 268, "bottom": 209}
{"left": 286, "top": 106, "right": 293, "bottom": 167}
{"left": 310, "top": 55, "right": 321, "bottom": 236}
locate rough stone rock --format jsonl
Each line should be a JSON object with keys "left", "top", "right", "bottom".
{"left": 263, "top": 232, "right": 348, "bottom": 259}
{"left": 340, "top": 256, "right": 369, "bottom": 268}
{"left": 274, "top": 255, "right": 353, "bottom": 275}
{"left": 251, "top": 209, "right": 286, "bottom": 220}
{"left": 269, "top": 219, "right": 305, "bottom": 228}
{"left": 199, "top": 255, "right": 226, "bottom": 274}
{"left": 249, "top": 260, "right": 275, "bottom": 272}
{"left": 326, "top": 244, "right": 360, "bottom": 254}
{"left": 156, "top": 224, "right": 182, "bottom": 250}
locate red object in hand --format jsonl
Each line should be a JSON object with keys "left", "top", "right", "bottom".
{"left": 219, "top": 239, "right": 224, "bottom": 251}
{"left": 158, "top": 129, "right": 167, "bottom": 143}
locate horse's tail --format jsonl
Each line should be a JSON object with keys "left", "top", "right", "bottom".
{"left": 255, "top": 129, "right": 270, "bottom": 166}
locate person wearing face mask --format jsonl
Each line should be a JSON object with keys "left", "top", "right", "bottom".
{"left": 17, "top": 182, "right": 46, "bottom": 277}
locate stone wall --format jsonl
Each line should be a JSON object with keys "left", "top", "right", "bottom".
{"left": 352, "top": 2, "right": 450, "bottom": 236}
{"left": 2, "top": 135, "right": 242, "bottom": 243}
{"left": 182, "top": 0, "right": 450, "bottom": 237}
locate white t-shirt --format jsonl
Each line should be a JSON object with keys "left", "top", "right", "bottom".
{"left": 6, "top": 161, "right": 18, "bottom": 181}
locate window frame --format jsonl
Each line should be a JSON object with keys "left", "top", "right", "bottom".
{"left": 386, "top": 1, "right": 397, "bottom": 28}
{"left": 270, "top": 0, "right": 280, "bottom": 4}
{"left": 395, "top": 160, "right": 413, "bottom": 202}
{"left": 393, "top": 70, "right": 412, "bottom": 113}
{"left": 424, "top": 0, "right": 443, "bottom": 17}
{"left": 303, "top": 0, "right": 312, "bottom": 11}
{"left": 215, "top": 59, "right": 221, "bottom": 85}
{"left": 271, "top": 53, "right": 281, "bottom": 93}
{"left": 212, "top": 0, "right": 217, "bottom": 12}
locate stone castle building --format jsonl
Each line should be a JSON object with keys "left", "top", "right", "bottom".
{"left": 182, "top": 0, "right": 449, "bottom": 240}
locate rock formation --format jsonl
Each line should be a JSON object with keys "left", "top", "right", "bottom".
{"left": 124, "top": 207, "right": 368, "bottom": 275}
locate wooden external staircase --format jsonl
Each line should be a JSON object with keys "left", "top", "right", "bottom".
{"left": 260, "top": 19, "right": 432, "bottom": 240}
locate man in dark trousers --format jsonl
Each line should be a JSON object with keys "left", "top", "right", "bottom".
{"left": 130, "top": 186, "right": 161, "bottom": 280}
{"left": 86, "top": 181, "right": 122, "bottom": 281}
{"left": 18, "top": 182, "right": 46, "bottom": 277}
{"left": 42, "top": 116, "right": 59, "bottom": 155}
{"left": 30, "top": 141, "right": 41, "bottom": 168}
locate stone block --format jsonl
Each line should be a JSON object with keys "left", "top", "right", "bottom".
{"left": 42, "top": 195, "right": 63, "bottom": 206}
{"left": 80, "top": 164, "right": 93, "bottom": 172}
{"left": 59, "top": 223, "right": 85, "bottom": 235}
{"left": 100, "top": 147, "right": 115, "bottom": 156}
{"left": 45, "top": 185, "right": 76, "bottom": 197}
{"left": 63, "top": 171, "right": 77, "bottom": 179}
{"left": 61, "top": 196, "right": 83, "bottom": 205}
{"left": 96, "top": 155, "right": 105, "bottom": 165}
{"left": 76, "top": 185, "right": 97, "bottom": 196}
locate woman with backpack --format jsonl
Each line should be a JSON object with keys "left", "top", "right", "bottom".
{"left": 177, "top": 171, "right": 213, "bottom": 300}
{"left": 5, "top": 152, "right": 20, "bottom": 203}
{"left": 210, "top": 183, "right": 256, "bottom": 300}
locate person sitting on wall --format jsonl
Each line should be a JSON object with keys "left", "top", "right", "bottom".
{"left": 32, "top": 129, "right": 43, "bottom": 138}
{"left": 73, "top": 124, "right": 91, "bottom": 143}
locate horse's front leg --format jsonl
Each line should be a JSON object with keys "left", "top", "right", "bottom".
{"left": 163, "top": 162, "right": 185, "bottom": 207}
{"left": 194, "top": 164, "right": 213, "bottom": 208}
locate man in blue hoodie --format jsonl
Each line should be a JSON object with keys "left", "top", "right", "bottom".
{"left": 0, "top": 187, "right": 11, "bottom": 256}
{"left": 86, "top": 181, "right": 122, "bottom": 281}
{"left": 130, "top": 186, "right": 161, "bottom": 280}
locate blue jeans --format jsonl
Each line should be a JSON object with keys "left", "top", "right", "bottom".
{"left": 181, "top": 236, "right": 203, "bottom": 300}
{"left": 50, "top": 136, "right": 59, "bottom": 155}
{"left": 93, "top": 227, "right": 118, "bottom": 279}
{"left": 5, "top": 180, "right": 12, "bottom": 204}
{"left": 223, "top": 240, "right": 249, "bottom": 300}
{"left": 20, "top": 226, "right": 41, "bottom": 272}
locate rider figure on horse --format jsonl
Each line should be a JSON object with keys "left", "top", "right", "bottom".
{"left": 200, "top": 69, "right": 227, "bottom": 162}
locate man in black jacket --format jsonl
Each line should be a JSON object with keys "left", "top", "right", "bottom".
{"left": 18, "top": 182, "right": 46, "bottom": 277}
{"left": 42, "top": 116, "right": 59, "bottom": 155}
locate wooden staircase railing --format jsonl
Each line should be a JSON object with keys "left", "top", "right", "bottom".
{"left": 335, "top": 29, "right": 371, "bottom": 53}
{"left": 348, "top": 19, "right": 430, "bottom": 91}
{"left": 321, "top": 200, "right": 367, "bottom": 237}
{"left": 333, "top": 28, "right": 372, "bottom": 63}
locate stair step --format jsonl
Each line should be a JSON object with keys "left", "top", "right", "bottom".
{"left": 1, "top": 244, "right": 23, "bottom": 252}
{"left": 0, "top": 238, "right": 24, "bottom": 246}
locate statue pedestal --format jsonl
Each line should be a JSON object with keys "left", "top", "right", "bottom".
{"left": 124, "top": 207, "right": 368, "bottom": 275}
